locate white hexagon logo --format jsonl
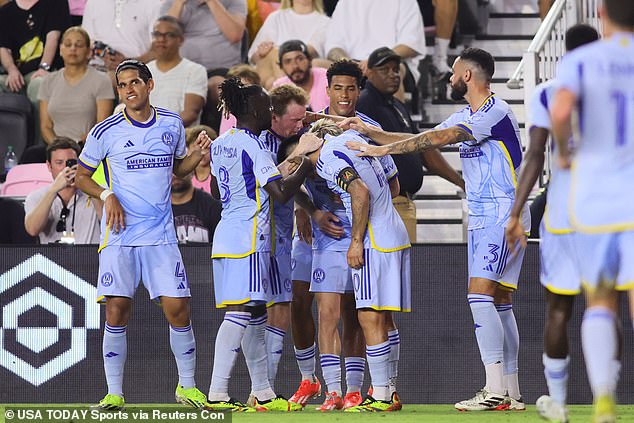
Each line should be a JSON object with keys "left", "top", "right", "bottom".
{"left": 0, "top": 254, "right": 99, "bottom": 386}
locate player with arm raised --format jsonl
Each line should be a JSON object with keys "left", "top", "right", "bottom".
{"left": 345, "top": 48, "right": 530, "bottom": 411}
{"left": 75, "top": 59, "right": 212, "bottom": 411}
{"left": 549, "top": 2, "right": 634, "bottom": 421}
{"left": 207, "top": 77, "right": 315, "bottom": 412}
{"left": 504, "top": 24, "right": 599, "bottom": 423}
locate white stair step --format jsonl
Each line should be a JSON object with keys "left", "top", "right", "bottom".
{"left": 416, "top": 224, "right": 464, "bottom": 243}
{"left": 488, "top": 14, "right": 541, "bottom": 36}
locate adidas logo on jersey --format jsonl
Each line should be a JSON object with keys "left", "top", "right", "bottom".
{"left": 124, "top": 140, "right": 134, "bottom": 148}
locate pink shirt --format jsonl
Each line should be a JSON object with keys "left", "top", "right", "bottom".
{"left": 272, "top": 67, "right": 329, "bottom": 112}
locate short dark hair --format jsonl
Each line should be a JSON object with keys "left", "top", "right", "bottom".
{"left": 270, "top": 84, "right": 308, "bottom": 116}
{"left": 155, "top": 15, "right": 185, "bottom": 36}
{"left": 459, "top": 47, "right": 495, "bottom": 82}
{"left": 326, "top": 59, "right": 363, "bottom": 87}
{"left": 46, "top": 137, "right": 81, "bottom": 162}
{"left": 604, "top": 0, "right": 634, "bottom": 28}
{"left": 565, "top": 24, "right": 599, "bottom": 51}
{"left": 115, "top": 59, "right": 153, "bottom": 84}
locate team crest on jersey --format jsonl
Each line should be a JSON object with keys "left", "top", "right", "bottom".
{"left": 101, "top": 272, "right": 114, "bottom": 287}
{"left": 162, "top": 132, "right": 175, "bottom": 146}
{"left": 312, "top": 268, "right": 325, "bottom": 284}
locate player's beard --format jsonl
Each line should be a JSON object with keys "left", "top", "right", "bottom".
{"left": 450, "top": 78, "right": 468, "bottom": 101}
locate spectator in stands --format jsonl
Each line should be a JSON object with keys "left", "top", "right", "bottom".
{"left": 147, "top": 16, "right": 207, "bottom": 127}
{"left": 357, "top": 47, "right": 464, "bottom": 242}
{"left": 24, "top": 137, "right": 101, "bottom": 244}
{"left": 82, "top": 0, "right": 160, "bottom": 72}
{"left": 38, "top": 26, "right": 114, "bottom": 147}
{"left": 218, "top": 64, "right": 261, "bottom": 135}
{"left": 324, "top": 0, "right": 426, "bottom": 81}
{"left": 272, "top": 39, "right": 329, "bottom": 112}
{"left": 248, "top": 0, "right": 330, "bottom": 88}
{"left": 171, "top": 170, "right": 222, "bottom": 244}
{"left": 0, "top": 0, "right": 71, "bottom": 116}
{"left": 0, "top": 197, "right": 37, "bottom": 244}
{"left": 162, "top": 0, "right": 247, "bottom": 71}
{"left": 186, "top": 125, "right": 217, "bottom": 194}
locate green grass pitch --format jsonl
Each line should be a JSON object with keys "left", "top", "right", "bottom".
{"left": 3, "top": 404, "right": 634, "bottom": 423}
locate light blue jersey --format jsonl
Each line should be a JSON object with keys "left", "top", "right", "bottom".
{"left": 528, "top": 80, "right": 573, "bottom": 233}
{"left": 436, "top": 94, "right": 530, "bottom": 231}
{"left": 556, "top": 33, "right": 634, "bottom": 232}
{"left": 305, "top": 176, "right": 351, "bottom": 251}
{"left": 315, "top": 131, "right": 410, "bottom": 252}
{"left": 210, "top": 128, "right": 282, "bottom": 258}
{"left": 79, "top": 107, "right": 186, "bottom": 249}
{"left": 260, "top": 129, "right": 293, "bottom": 254}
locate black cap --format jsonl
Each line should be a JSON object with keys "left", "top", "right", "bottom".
{"left": 278, "top": 39, "right": 310, "bottom": 63}
{"left": 115, "top": 59, "right": 153, "bottom": 83}
{"left": 367, "top": 47, "right": 401, "bottom": 68}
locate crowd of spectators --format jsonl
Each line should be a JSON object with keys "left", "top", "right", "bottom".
{"left": 0, "top": 0, "right": 489, "bottom": 245}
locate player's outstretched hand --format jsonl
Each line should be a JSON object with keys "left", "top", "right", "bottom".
{"left": 347, "top": 239, "right": 365, "bottom": 269}
{"left": 345, "top": 141, "right": 388, "bottom": 157}
{"left": 313, "top": 210, "right": 344, "bottom": 239}
{"left": 505, "top": 216, "right": 527, "bottom": 255}
{"left": 295, "top": 208, "right": 312, "bottom": 244}
{"left": 105, "top": 194, "right": 126, "bottom": 234}
{"left": 191, "top": 130, "right": 212, "bottom": 156}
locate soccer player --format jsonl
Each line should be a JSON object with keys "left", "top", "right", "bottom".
{"left": 207, "top": 77, "right": 317, "bottom": 411}
{"left": 343, "top": 48, "right": 530, "bottom": 411}
{"left": 505, "top": 24, "right": 599, "bottom": 423}
{"left": 305, "top": 119, "right": 411, "bottom": 412}
{"left": 258, "top": 84, "right": 310, "bottom": 389}
{"left": 75, "top": 59, "right": 212, "bottom": 410}
{"left": 550, "top": 2, "right": 634, "bottom": 421}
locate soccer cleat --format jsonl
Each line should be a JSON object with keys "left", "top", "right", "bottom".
{"left": 93, "top": 393, "right": 125, "bottom": 411}
{"left": 254, "top": 395, "right": 303, "bottom": 411}
{"left": 175, "top": 385, "right": 208, "bottom": 410}
{"left": 343, "top": 391, "right": 363, "bottom": 409}
{"left": 390, "top": 392, "right": 403, "bottom": 411}
{"left": 289, "top": 378, "right": 321, "bottom": 406}
{"left": 496, "top": 395, "right": 526, "bottom": 411}
{"left": 454, "top": 389, "right": 506, "bottom": 411}
{"left": 592, "top": 394, "right": 616, "bottom": 423}
{"left": 344, "top": 395, "right": 398, "bottom": 412}
{"left": 205, "top": 398, "right": 254, "bottom": 412}
{"left": 536, "top": 395, "right": 569, "bottom": 422}
{"left": 316, "top": 392, "right": 344, "bottom": 411}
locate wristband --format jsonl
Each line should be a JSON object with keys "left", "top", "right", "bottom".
{"left": 100, "top": 189, "right": 114, "bottom": 201}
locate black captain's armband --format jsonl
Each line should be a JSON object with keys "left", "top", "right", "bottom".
{"left": 336, "top": 166, "right": 360, "bottom": 192}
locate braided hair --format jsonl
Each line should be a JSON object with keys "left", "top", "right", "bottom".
{"left": 217, "top": 77, "right": 263, "bottom": 120}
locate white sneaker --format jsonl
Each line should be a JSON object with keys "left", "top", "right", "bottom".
{"left": 536, "top": 395, "right": 569, "bottom": 422}
{"left": 454, "top": 389, "right": 505, "bottom": 411}
{"left": 497, "top": 395, "right": 526, "bottom": 411}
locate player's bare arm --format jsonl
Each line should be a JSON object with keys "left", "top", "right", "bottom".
{"left": 76, "top": 165, "right": 126, "bottom": 233}
{"left": 173, "top": 130, "right": 212, "bottom": 177}
{"left": 347, "top": 126, "right": 474, "bottom": 157}
{"left": 338, "top": 167, "right": 369, "bottom": 269}
{"left": 506, "top": 126, "right": 549, "bottom": 252}
{"left": 550, "top": 88, "right": 576, "bottom": 169}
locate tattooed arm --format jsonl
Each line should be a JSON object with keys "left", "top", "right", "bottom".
{"left": 346, "top": 126, "right": 475, "bottom": 157}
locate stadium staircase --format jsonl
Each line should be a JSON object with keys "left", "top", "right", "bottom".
{"left": 413, "top": 5, "right": 540, "bottom": 243}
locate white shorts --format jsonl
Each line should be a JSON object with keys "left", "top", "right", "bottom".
{"left": 310, "top": 250, "right": 353, "bottom": 294}
{"left": 213, "top": 251, "right": 270, "bottom": 308}
{"left": 468, "top": 226, "right": 525, "bottom": 290}
{"left": 575, "top": 231, "right": 634, "bottom": 291}
{"left": 351, "top": 248, "right": 411, "bottom": 312}
{"left": 291, "top": 236, "right": 312, "bottom": 282}
{"left": 540, "top": 223, "right": 582, "bottom": 295}
{"left": 98, "top": 244, "right": 189, "bottom": 300}
{"left": 268, "top": 251, "right": 293, "bottom": 305}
